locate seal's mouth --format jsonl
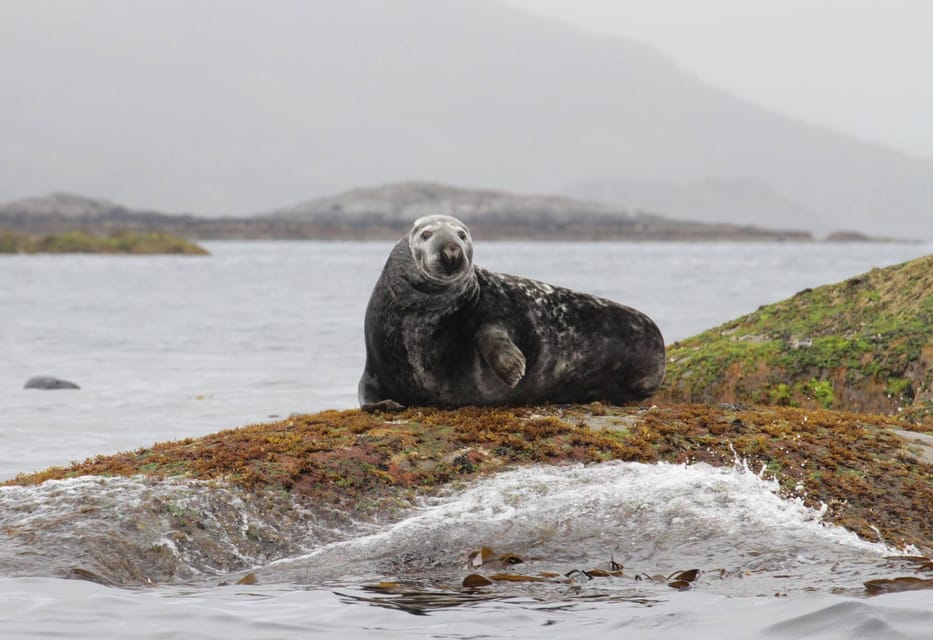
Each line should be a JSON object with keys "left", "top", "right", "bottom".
{"left": 421, "top": 252, "right": 468, "bottom": 282}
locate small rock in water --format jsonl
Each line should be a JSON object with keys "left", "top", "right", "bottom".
{"left": 24, "top": 376, "right": 80, "bottom": 390}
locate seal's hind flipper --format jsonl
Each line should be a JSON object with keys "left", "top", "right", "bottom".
{"left": 361, "top": 399, "right": 406, "bottom": 413}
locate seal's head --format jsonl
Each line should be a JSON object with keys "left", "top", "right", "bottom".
{"left": 408, "top": 215, "right": 474, "bottom": 283}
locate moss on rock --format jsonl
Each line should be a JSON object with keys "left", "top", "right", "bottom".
{"left": 657, "top": 254, "right": 933, "bottom": 424}
{"left": 0, "top": 229, "right": 208, "bottom": 254}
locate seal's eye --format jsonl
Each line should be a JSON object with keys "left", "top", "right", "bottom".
{"left": 421, "top": 230, "right": 433, "bottom": 240}
{"left": 457, "top": 230, "right": 467, "bottom": 240}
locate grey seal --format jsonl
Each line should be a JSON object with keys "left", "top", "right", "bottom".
{"left": 359, "top": 215, "right": 665, "bottom": 410}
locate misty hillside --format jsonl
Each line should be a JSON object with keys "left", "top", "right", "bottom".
{"left": 0, "top": 193, "right": 186, "bottom": 221}
{"left": 268, "top": 181, "right": 661, "bottom": 226}
{"left": 563, "top": 176, "right": 824, "bottom": 232}
{"left": 0, "top": 192, "right": 201, "bottom": 231}
{"left": 0, "top": 186, "right": 813, "bottom": 241}
{"left": 265, "top": 181, "right": 812, "bottom": 240}
{"left": 1, "top": 0, "right": 931, "bottom": 238}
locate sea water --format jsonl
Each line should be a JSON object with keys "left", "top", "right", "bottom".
{"left": 1, "top": 240, "right": 932, "bottom": 638}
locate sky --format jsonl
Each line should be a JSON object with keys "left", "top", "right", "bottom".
{"left": 505, "top": 0, "right": 933, "bottom": 159}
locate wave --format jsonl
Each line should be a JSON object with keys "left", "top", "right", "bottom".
{"left": 2, "top": 460, "right": 909, "bottom": 596}
{"left": 261, "top": 461, "right": 898, "bottom": 596}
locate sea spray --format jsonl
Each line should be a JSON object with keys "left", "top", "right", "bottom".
{"left": 1, "top": 461, "right": 903, "bottom": 594}
{"left": 263, "top": 461, "right": 899, "bottom": 596}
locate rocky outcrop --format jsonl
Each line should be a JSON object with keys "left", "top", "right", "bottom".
{"left": 658, "top": 254, "right": 933, "bottom": 424}
{"left": 24, "top": 376, "right": 80, "bottom": 390}
{"left": 6, "top": 404, "right": 932, "bottom": 561}
{"left": 1, "top": 230, "right": 208, "bottom": 255}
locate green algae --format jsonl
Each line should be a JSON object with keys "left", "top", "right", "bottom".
{"left": 659, "top": 255, "right": 933, "bottom": 421}
{"left": 0, "top": 229, "right": 208, "bottom": 255}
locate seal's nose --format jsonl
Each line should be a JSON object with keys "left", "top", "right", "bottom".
{"left": 441, "top": 243, "right": 463, "bottom": 272}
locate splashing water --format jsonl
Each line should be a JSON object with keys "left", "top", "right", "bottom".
{"left": 261, "top": 461, "right": 899, "bottom": 597}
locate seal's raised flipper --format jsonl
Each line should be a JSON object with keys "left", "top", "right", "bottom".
{"left": 476, "top": 325, "right": 526, "bottom": 387}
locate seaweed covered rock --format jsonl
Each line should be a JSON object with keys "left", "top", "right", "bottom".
{"left": 6, "top": 404, "right": 932, "bottom": 555}
{"left": 657, "top": 254, "right": 933, "bottom": 424}
{"left": 0, "top": 229, "right": 208, "bottom": 255}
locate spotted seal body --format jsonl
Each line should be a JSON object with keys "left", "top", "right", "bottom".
{"left": 359, "top": 215, "right": 665, "bottom": 409}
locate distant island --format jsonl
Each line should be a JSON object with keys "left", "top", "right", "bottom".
{"left": 0, "top": 183, "right": 892, "bottom": 242}
{"left": 260, "top": 181, "right": 815, "bottom": 241}
{"left": 0, "top": 230, "right": 209, "bottom": 255}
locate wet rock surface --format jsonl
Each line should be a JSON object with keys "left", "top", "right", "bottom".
{"left": 24, "top": 376, "right": 80, "bottom": 390}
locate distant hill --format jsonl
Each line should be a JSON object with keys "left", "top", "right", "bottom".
{"left": 2, "top": 193, "right": 131, "bottom": 218}
{"left": 0, "top": 184, "right": 813, "bottom": 241}
{"left": 270, "top": 181, "right": 658, "bottom": 226}
{"left": 2, "top": 1, "right": 932, "bottom": 238}
{"left": 0, "top": 193, "right": 204, "bottom": 235}
{"left": 267, "top": 181, "right": 814, "bottom": 240}
{"left": 563, "top": 176, "right": 827, "bottom": 233}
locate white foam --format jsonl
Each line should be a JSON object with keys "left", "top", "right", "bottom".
{"left": 276, "top": 461, "right": 893, "bottom": 575}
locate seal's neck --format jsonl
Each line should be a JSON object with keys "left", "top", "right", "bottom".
{"left": 385, "top": 240, "right": 479, "bottom": 314}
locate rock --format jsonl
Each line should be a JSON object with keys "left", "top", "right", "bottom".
{"left": 0, "top": 230, "right": 209, "bottom": 255}
{"left": 24, "top": 376, "right": 80, "bottom": 390}
{"left": 658, "top": 254, "right": 933, "bottom": 422}
{"left": 6, "top": 403, "right": 932, "bottom": 555}
{"left": 893, "top": 429, "right": 933, "bottom": 465}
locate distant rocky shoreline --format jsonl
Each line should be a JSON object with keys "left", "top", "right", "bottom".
{"left": 0, "top": 183, "right": 897, "bottom": 243}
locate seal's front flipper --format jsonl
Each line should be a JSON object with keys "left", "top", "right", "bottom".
{"left": 476, "top": 325, "right": 526, "bottom": 388}
{"left": 361, "top": 399, "right": 406, "bottom": 413}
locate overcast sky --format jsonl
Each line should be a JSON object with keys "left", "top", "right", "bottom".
{"left": 505, "top": 0, "right": 933, "bottom": 159}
